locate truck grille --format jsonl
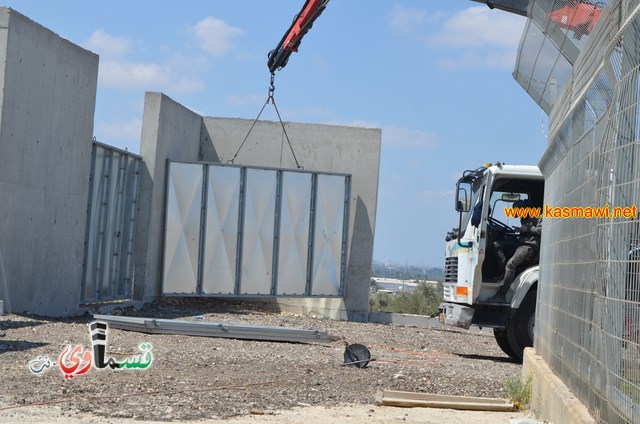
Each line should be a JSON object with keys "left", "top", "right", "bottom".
{"left": 444, "top": 257, "right": 458, "bottom": 283}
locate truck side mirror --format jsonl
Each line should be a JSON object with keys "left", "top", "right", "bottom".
{"left": 456, "top": 182, "right": 472, "bottom": 212}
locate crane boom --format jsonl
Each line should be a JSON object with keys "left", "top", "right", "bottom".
{"left": 267, "top": 1, "right": 529, "bottom": 74}
{"left": 267, "top": 0, "right": 330, "bottom": 73}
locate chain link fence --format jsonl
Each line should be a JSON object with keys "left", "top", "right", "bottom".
{"left": 516, "top": 1, "right": 639, "bottom": 422}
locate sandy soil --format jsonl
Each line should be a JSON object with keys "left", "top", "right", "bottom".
{"left": 0, "top": 404, "right": 538, "bottom": 423}
{"left": 0, "top": 299, "right": 539, "bottom": 423}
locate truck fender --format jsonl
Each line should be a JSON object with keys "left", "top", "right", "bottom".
{"left": 510, "top": 265, "right": 538, "bottom": 309}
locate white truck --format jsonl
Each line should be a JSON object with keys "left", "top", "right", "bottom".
{"left": 439, "top": 163, "right": 544, "bottom": 361}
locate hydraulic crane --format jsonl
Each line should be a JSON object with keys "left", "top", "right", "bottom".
{"left": 266, "top": 1, "right": 529, "bottom": 75}
{"left": 266, "top": 1, "right": 605, "bottom": 74}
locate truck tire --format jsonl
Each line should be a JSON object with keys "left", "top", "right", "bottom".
{"left": 493, "top": 328, "right": 519, "bottom": 360}
{"left": 506, "top": 290, "right": 536, "bottom": 362}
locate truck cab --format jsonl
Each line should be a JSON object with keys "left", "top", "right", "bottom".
{"left": 440, "top": 163, "right": 544, "bottom": 361}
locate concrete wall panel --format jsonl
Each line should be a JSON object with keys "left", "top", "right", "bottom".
{"left": 138, "top": 96, "right": 380, "bottom": 321}
{"left": 0, "top": 8, "right": 98, "bottom": 315}
{"left": 200, "top": 117, "right": 381, "bottom": 321}
{"left": 134, "top": 92, "right": 203, "bottom": 300}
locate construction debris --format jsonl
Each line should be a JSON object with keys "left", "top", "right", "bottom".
{"left": 342, "top": 343, "right": 372, "bottom": 368}
{"left": 92, "top": 314, "right": 333, "bottom": 345}
{"left": 375, "top": 390, "right": 515, "bottom": 412}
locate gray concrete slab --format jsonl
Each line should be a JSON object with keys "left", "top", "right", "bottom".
{"left": 523, "top": 348, "right": 595, "bottom": 424}
{"left": 137, "top": 95, "right": 381, "bottom": 321}
{"left": 200, "top": 117, "right": 381, "bottom": 321}
{"left": 0, "top": 8, "right": 98, "bottom": 315}
{"left": 134, "top": 92, "right": 203, "bottom": 301}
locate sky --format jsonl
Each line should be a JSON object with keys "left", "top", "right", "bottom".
{"left": 7, "top": 0, "right": 548, "bottom": 268}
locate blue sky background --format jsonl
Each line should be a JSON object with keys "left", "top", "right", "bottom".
{"left": 8, "top": 0, "right": 547, "bottom": 268}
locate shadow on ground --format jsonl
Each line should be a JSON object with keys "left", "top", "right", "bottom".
{"left": 117, "top": 299, "right": 279, "bottom": 320}
{"left": 454, "top": 352, "right": 519, "bottom": 363}
{"left": 0, "top": 340, "right": 48, "bottom": 354}
{"left": 0, "top": 319, "right": 49, "bottom": 331}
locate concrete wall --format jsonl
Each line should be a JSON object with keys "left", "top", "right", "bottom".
{"left": 137, "top": 94, "right": 381, "bottom": 321}
{"left": 134, "top": 92, "right": 203, "bottom": 301}
{"left": 0, "top": 8, "right": 98, "bottom": 315}
{"left": 201, "top": 118, "right": 381, "bottom": 321}
{"left": 523, "top": 349, "right": 595, "bottom": 424}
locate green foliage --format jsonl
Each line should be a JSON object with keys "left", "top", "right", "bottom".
{"left": 620, "top": 365, "right": 640, "bottom": 403}
{"left": 505, "top": 374, "right": 533, "bottom": 410}
{"left": 372, "top": 261, "right": 444, "bottom": 282}
{"left": 369, "top": 281, "right": 443, "bottom": 316}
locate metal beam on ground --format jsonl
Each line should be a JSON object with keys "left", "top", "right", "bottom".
{"left": 375, "top": 390, "right": 515, "bottom": 412}
{"left": 92, "top": 314, "right": 333, "bottom": 345}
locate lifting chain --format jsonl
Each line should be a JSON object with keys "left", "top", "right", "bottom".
{"left": 228, "top": 73, "right": 303, "bottom": 169}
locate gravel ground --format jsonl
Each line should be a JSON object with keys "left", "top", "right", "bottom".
{"left": 0, "top": 299, "right": 524, "bottom": 422}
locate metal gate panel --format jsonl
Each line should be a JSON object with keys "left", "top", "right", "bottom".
{"left": 202, "top": 166, "right": 241, "bottom": 294}
{"left": 82, "top": 142, "right": 141, "bottom": 302}
{"left": 163, "top": 162, "right": 204, "bottom": 294}
{"left": 311, "top": 174, "right": 348, "bottom": 296}
{"left": 83, "top": 146, "right": 107, "bottom": 300}
{"left": 240, "top": 168, "right": 277, "bottom": 294}
{"left": 276, "top": 172, "right": 312, "bottom": 295}
{"left": 100, "top": 151, "right": 126, "bottom": 297}
{"left": 119, "top": 156, "right": 140, "bottom": 296}
{"left": 161, "top": 162, "right": 350, "bottom": 298}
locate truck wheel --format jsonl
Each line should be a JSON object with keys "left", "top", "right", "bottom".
{"left": 493, "top": 328, "right": 519, "bottom": 360}
{"left": 506, "top": 290, "right": 536, "bottom": 362}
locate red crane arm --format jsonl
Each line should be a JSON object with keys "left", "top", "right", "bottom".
{"left": 267, "top": 0, "right": 330, "bottom": 73}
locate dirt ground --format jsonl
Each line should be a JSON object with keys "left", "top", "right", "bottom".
{"left": 0, "top": 404, "right": 537, "bottom": 423}
{"left": 0, "top": 300, "right": 538, "bottom": 423}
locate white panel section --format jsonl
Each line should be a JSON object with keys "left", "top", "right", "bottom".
{"left": 240, "top": 169, "right": 277, "bottom": 294}
{"left": 277, "top": 172, "right": 312, "bottom": 295}
{"left": 311, "top": 174, "right": 346, "bottom": 295}
{"left": 163, "top": 163, "right": 203, "bottom": 294}
{"left": 202, "top": 166, "right": 240, "bottom": 294}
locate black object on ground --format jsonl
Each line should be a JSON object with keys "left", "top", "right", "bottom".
{"left": 343, "top": 342, "right": 371, "bottom": 368}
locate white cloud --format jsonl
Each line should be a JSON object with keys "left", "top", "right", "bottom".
{"left": 191, "top": 17, "right": 244, "bottom": 57}
{"left": 85, "top": 29, "right": 132, "bottom": 57}
{"left": 84, "top": 29, "right": 206, "bottom": 93}
{"left": 429, "top": 6, "right": 524, "bottom": 49}
{"left": 387, "top": 5, "right": 443, "bottom": 34}
{"left": 96, "top": 118, "right": 142, "bottom": 141}
{"left": 428, "top": 6, "right": 525, "bottom": 70}
{"left": 346, "top": 119, "right": 379, "bottom": 129}
{"left": 99, "top": 61, "right": 204, "bottom": 93}
{"left": 346, "top": 120, "right": 438, "bottom": 149}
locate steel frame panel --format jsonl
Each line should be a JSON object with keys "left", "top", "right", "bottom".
{"left": 161, "top": 161, "right": 350, "bottom": 298}
{"left": 162, "top": 162, "right": 205, "bottom": 294}
{"left": 276, "top": 172, "right": 312, "bottom": 295}
{"left": 81, "top": 143, "right": 141, "bottom": 302}
{"left": 202, "top": 166, "right": 241, "bottom": 294}
{"left": 310, "top": 174, "right": 349, "bottom": 296}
